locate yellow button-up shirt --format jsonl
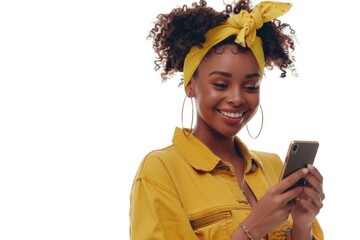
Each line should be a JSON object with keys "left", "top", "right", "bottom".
{"left": 130, "top": 128, "right": 323, "bottom": 239}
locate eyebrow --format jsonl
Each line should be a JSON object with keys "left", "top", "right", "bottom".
{"left": 209, "top": 71, "right": 260, "bottom": 79}
{"left": 209, "top": 71, "right": 232, "bottom": 78}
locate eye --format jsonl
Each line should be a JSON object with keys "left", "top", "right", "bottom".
{"left": 244, "top": 85, "right": 260, "bottom": 93}
{"left": 212, "top": 83, "right": 228, "bottom": 89}
{"left": 244, "top": 81, "right": 260, "bottom": 93}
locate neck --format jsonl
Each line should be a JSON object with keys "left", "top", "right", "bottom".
{"left": 192, "top": 128, "right": 237, "bottom": 161}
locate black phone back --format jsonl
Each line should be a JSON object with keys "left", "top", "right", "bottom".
{"left": 280, "top": 140, "right": 319, "bottom": 188}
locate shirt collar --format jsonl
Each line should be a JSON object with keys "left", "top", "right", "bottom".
{"left": 172, "top": 127, "right": 263, "bottom": 172}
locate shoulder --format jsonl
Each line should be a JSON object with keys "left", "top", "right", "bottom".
{"left": 131, "top": 145, "right": 183, "bottom": 206}
{"left": 251, "top": 150, "right": 282, "bottom": 163}
{"left": 135, "top": 144, "right": 184, "bottom": 181}
{"left": 250, "top": 150, "right": 283, "bottom": 173}
{"left": 137, "top": 145, "right": 175, "bottom": 172}
{"left": 250, "top": 150, "right": 284, "bottom": 185}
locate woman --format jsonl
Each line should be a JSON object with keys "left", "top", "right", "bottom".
{"left": 130, "top": 0, "right": 324, "bottom": 239}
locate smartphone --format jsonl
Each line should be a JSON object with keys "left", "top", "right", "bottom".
{"left": 279, "top": 140, "right": 319, "bottom": 189}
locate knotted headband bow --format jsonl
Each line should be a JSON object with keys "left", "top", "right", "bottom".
{"left": 183, "top": 1, "right": 292, "bottom": 86}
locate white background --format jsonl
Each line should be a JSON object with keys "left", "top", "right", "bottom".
{"left": 0, "top": 0, "right": 358, "bottom": 239}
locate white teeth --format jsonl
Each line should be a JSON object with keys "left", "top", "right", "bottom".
{"left": 220, "top": 111, "right": 243, "bottom": 118}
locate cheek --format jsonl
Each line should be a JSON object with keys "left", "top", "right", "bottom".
{"left": 194, "top": 85, "right": 215, "bottom": 105}
{"left": 245, "top": 94, "right": 260, "bottom": 119}
{"left": 195, "top": 90, "right": 223, "bottom": 112}
{"left": 246, "top": 93, "right": 260, "bottom": 106}
{"left": 194, "top": 92, "right": 219, "bottom": 119}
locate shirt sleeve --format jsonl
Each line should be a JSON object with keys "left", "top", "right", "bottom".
{"left": 129, "top": 154, "right": 198, "bottom": 240}
{"left": 311, "top": 218, "right": 324, "bottom": 240}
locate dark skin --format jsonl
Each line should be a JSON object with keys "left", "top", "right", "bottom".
{"left": 185, "top": 45, "right": 324, "bottom": 240}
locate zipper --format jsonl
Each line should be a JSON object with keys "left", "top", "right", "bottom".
{"left": 190, "top": 210, "right": 232, "bottom": 230}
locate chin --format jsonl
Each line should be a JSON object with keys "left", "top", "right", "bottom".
{"left": 217, "top": 127, "right": 242, "bottom": 138}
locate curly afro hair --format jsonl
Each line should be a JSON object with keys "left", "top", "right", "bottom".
{"left": 148, "top": 0, "right": 297, "bottom": 84}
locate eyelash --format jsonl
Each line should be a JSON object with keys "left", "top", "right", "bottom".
{"left": 212, "top": 83, "right": 228, "bottom": 89}
{"left": 212, "top": 83, "right": 260, "bottom": 92}
{"left": 244, "top": 85, "right": 260, "bottom": 93}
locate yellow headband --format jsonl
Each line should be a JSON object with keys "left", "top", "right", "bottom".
{"left": 183, "top": 1, "right": 292, "bottom": 86}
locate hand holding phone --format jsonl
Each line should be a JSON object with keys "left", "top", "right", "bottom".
{"left": 279, "top": 140, "right": 319, "bottom": 189}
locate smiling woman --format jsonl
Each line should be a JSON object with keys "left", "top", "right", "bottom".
{"left": 129, "top": 1, "right": 324, "bottom": 239}
{"left": 187, "top": 45, "right": 261, "bottom": 138}
{"left": 1, "top": 0, "right": 358, "bottom": 239}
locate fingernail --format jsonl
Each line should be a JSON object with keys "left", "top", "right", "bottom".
{"left": 302, "top": 168, "right": 309, "bottom": 174}
{"left": 307, "top": 164, "right": 314, "bottom": 170}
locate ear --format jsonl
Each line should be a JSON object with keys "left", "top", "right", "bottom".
{"left": 185, "top": 79, "right": 195, "bottom": 97}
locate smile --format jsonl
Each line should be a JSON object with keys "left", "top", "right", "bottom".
{"left": 219, "top": 110, "right": 244, "bottom": 119}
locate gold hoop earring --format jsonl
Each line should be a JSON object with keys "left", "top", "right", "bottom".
{"left": 246, "top": 104, "right": 263, "bottom": 139}
{"left": 181, "top": 96, "right": 194, "bottom": 137}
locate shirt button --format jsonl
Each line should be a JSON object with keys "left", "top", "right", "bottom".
{"left": 250, "top": 163, "right": 257, "bottom": 172}
{"left": 284, "top": 227, "right": 292, "bottom": 236}
{"left": 218, "top": 165, "right": 230, "bottom": 171}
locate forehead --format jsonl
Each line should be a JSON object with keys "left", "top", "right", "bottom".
{"left": 198, "top": 45, "right": 259, "bottom": 75}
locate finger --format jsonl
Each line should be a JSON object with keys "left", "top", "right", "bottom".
{"left": 307, "top": 164, "right": 323, "bottom": 185}
{"left": 282, "top": 186, "right": 304, "bottom": 203}
{"left": 304, "top": 175, "right": 325, "bottom": 201}
{"left": 301, "top": 186, "right": 324, "bottom": 209}
{"left": 306, "top": 193, "right": 323, "bottom": 210}
{"left": 294, "top": 197, "right": 322, "bottom": 215}
{"left": 314, "top": 194, "right": 323, "bottom": 208}
{"left": 304, "top": 166, "right": 325, "bottom": 200}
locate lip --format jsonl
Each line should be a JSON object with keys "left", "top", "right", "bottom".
{"left": 217, "top": 109, "right": 246, "bottom": 124}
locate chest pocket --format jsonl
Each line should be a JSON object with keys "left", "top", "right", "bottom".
{"left": 189, "top": 210, "right": 233, "bottom": 240}
{"left": 190, "top": 210, "right": 232, "bottom": 230}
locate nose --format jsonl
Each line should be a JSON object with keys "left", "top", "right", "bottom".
{"left": 227, "top": 87, "right": 244, "bottom": 106}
